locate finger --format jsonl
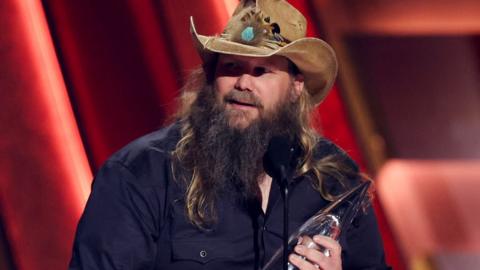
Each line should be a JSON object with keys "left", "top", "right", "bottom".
{"left": 294, "top": 243, "right": 342, "bottom": 270}
{"left": 294, "top": 244, "right": 328, "bottom": 267}
{"left": 289, "top": 253, "right": 320, "bottom": 270}
{"left": 313, "top": 235, "right": 341, "bottom": 256}
{"left": 300, "top": 236, "right": 319, "bottom": 249}
{"left": 297, "top": 236, "right": 304, "bottom": 245}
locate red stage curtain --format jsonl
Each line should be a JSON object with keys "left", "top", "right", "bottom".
{"left": 0, "top": 0, "right": 92, "bottom": 269}
{"left": 41, "top": 0, "right": 234, "bottom": 169}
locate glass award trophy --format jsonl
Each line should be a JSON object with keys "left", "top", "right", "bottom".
{"left": 262, "top": 181, "right": 371, "bottom": 270}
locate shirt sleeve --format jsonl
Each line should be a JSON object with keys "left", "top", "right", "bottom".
{"left": 69, "top": 161, "right": 163, "bottom": 270}
{"left": 340, "top": 204, "right": 392, "bottom": 270}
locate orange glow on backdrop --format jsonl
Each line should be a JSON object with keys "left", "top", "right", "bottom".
{"left": 377, "top": 160, "right": 480, "bottom": 266}
{"left": 345, "top": 0, "right": 480, "bottom": 34}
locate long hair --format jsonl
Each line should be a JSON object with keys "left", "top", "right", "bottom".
{"left": 171, "top": 62, "right": 362, "bottom": 229}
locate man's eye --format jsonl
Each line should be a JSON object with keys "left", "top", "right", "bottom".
{"left": 217, "top": 62, "right": 242, "bottom": 76}
{"left": 253, "top": 67, "right": 270, "bottom": 76}
{"left": 222, "top": 62, "right": 238, "bottom": 70}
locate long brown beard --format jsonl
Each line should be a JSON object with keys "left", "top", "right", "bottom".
{"left": 184, "top": 85, "right": 302, "bottom": 204}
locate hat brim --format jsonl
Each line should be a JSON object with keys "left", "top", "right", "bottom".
{"left": 190, "top": 17, "right": 338, "bottom": 104}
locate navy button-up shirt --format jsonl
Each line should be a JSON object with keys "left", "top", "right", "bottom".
{"left": 69, "top": 124, "right": 390, "bottom": 270}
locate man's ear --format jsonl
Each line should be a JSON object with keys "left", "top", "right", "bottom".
{"left": 290, "top": 73, "right": 305, "bottom": 102}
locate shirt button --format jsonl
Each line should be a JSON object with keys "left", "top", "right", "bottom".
{"left": 263, "top": 225, "right": 267, "bottom": 231}
{"left": 200, "top": 250, "right": 207, "bottom": 258}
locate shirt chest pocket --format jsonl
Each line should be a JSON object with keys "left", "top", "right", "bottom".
{"left": 171, "top": 240, "right": 235, "bottom": 264}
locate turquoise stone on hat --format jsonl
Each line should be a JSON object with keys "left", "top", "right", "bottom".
{"left": 241, "top": 26, "right": 255, "bottom": 42}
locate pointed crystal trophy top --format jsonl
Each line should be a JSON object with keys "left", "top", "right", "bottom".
{"left": 262, "top": 181, "right": 371, "bottom": 270}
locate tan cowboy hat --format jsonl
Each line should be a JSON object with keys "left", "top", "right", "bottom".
{"left": 190, "top": 0, "right": 338, "bottom": 104}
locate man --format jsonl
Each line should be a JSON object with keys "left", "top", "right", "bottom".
{"left": 69, "top": 0, "right": 390, "bottom": 269}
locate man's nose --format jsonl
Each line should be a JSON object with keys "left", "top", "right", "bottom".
{"left": 234, "top": 73, "right": 254, "bottom": 92}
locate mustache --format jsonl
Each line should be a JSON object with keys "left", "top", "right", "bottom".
{"left": 223, "top": 89, "right": 263, "bottom": 108}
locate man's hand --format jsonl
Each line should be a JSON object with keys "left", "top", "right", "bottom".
{"left": 288, "top": 235, "right": 342, "bottom": 270}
